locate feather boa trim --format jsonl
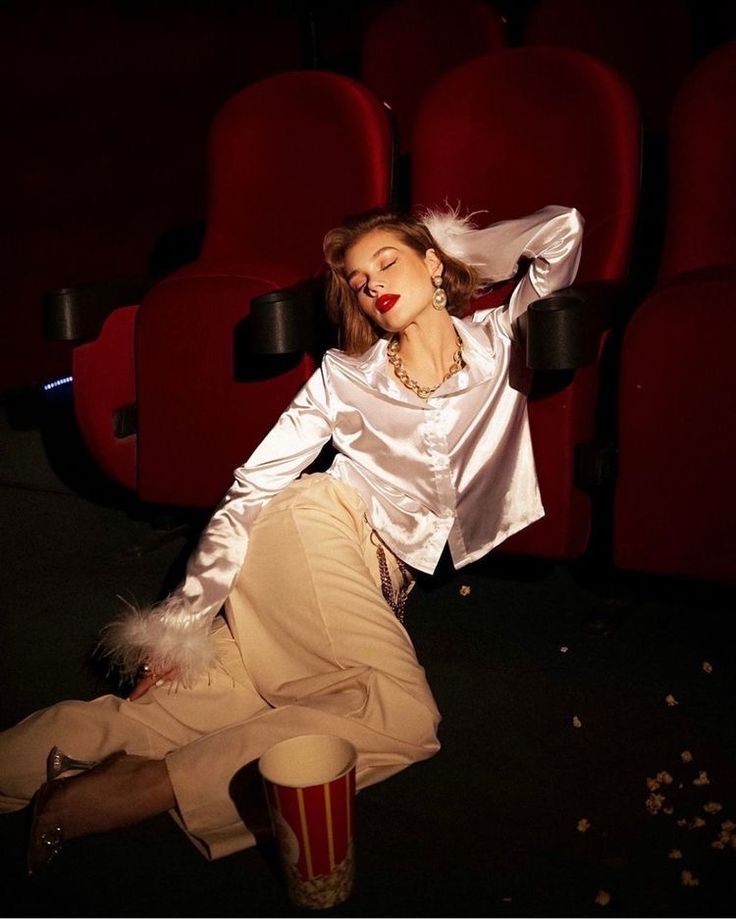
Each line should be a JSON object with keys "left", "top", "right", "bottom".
{"left": 419, "top": 204, "right": 489, "bottom": 275}
{"left": 97, "top": 596, "right": 218, "bottom": 688}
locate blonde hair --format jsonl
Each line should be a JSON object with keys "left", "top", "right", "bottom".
{"left": 323, "top": 209, "right": 479, "bottom": 356}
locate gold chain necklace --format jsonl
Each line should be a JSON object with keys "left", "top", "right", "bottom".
{"left": 387, "top": 334, "right": 465, "bottom": 400}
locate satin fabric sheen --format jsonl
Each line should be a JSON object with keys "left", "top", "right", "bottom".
{"left": 106, "top": 205, "right": 583, "bottom": 680}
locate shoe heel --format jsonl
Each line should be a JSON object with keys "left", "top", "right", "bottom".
{"left": 29, "top": 750, "right": 129, "bottom": 876}
{"left": 46, "top": 746, "right": 99, "bottom": 781}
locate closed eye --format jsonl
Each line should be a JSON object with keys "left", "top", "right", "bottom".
{"left": 348, "top": 258, "right": 397, "bottom": 294}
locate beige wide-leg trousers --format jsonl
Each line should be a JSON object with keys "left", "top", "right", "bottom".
{"left": 0, "top": 475, "right": 441, "bottom": 859}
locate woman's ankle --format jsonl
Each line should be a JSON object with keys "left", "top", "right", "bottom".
{"left": 53, "top": 753, "right": 175, "bottom": 839}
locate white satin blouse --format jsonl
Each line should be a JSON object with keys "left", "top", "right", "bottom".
{"left": 105, "top": 205, "right": 583, "bottom": 682}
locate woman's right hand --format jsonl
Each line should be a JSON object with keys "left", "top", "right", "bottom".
{"left": 128, "top": 665, "right": 178, "bottom": 701}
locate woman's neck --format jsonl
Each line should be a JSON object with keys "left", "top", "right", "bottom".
{"left": 392, "top": 310, "right": 460, "bottom": 386}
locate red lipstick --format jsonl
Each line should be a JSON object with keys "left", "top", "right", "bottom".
{"left": 376, "top": 294, "right": 400, "bottom": 314}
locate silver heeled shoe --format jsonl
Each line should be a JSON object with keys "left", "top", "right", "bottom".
{"left": 46, "top": 746, "right": 99, "bottom": 781}
{"left": 27, "top": 747, "right": 99, "bottom": 876}
{"left": 27, "top": 779, "right": 66, "bottom": 876}
{"left": 29, "top": 749, "right": 122, "bottom": 876}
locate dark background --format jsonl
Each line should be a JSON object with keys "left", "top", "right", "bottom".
{"left": 2, "top": 3, "right": 736, "bottom": 916}
{"left": 2, "top": 0, "right": 735, "bottom": 394}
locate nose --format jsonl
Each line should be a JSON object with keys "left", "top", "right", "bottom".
{"left": 364, "top": 278, "right": 384, "bottom": 298}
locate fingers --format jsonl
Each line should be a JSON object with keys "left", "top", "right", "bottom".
{"left": 128, "top": 677, "right": 154, "bottom": 701}
{"left": 128, "top": 666, "right": 179, "bottom": 701}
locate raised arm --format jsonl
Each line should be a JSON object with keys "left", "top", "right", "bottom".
{"left": 502, "top": 206, "right": 584, "bottom": 336}
{"left": 425, "top": 204, "right": 584, "bottom": 339}
{"left": 99, "top": 366, "right": 334, "bottom": 689}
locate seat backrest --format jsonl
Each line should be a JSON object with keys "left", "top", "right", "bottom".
{"left": 193, "top": 70, "right": 395, "bottom": 281}
{"left": 412, "top": 47, "right": 640, "bottom": 283}
{"left": 612, "top": 42, "right": 736, "bottom": 583}
{"left": 522, "top": 0, "right": 692, "bottom": 132}
{"left": 136, "top": 72, "right": 395, "bottom": 507}
{"left": 613, "top": 272, "right": 736, "bottom": 583}
{"left": 657, "top": 41, "right": 736, "bottom": 281}
{"left": 411, "top": 47, "right": 641, "bottom": 560}
{"left": 361, "top": 0, "right": 506, "bottom": 154}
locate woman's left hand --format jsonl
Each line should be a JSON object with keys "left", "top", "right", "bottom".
{"left": 128, "top": 665, "right": 178, "bottom": 701}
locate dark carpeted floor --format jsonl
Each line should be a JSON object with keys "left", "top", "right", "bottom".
{"left": 1, "top": 403, "right": 735, "bottom": 917}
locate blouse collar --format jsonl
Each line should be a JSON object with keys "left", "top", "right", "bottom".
{"left": 355, "top": 314, "right": 498, "bottom": 402}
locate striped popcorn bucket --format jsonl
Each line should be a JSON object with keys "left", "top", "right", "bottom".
{"left": 259, "top": 734, "right": 357, "bottom": 909}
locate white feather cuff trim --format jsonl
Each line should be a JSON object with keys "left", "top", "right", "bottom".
{"left": 98, "top": 597, "right": 218, "bottom": 688}
{"left": 420, "top": 204, "right": 488, "bottom": 271}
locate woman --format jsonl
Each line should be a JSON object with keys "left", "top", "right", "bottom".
{"left": 0, "top": 203, "right": 583, "bottom": 874}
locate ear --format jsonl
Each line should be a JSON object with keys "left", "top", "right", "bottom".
{"left": 424, "top": 247, "right": 443, "bottom": 278}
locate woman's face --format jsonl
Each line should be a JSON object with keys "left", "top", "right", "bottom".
{"left": 343, "top": 228, "right": 442, "bottom": 334}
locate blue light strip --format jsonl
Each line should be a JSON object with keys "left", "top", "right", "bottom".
{"left": 42, "top": 375, "right": 73, "bottom": 392}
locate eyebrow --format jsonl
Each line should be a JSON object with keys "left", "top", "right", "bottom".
{"left": 346, "top": 246, "right": 398, "bottom": 282}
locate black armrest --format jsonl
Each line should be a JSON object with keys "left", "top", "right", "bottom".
{"left": 248, "top": 281, "right": 321, "bottom": 355}
{"left": 43, "top": 277, "right": 151, "bottom": 342}
{"left": 525, "top": 280, "right": 638, "bottom": 370}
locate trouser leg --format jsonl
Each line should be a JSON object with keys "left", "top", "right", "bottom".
{"left": 166, "top": 475, "right": 440, "bottom": 858}
{"left": 0, "top": 615, "right": 268, "bottom": 814}
{"left": 0, "top": 475, "right": 440, "bottom": 860}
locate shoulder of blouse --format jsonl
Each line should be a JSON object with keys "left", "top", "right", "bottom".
{"left": 323, "top": 338, "right": 388, "bottom": 373}
{"left": 459, "top": 306, "right": 512, "bottom": 351}
{"left": 322, "top": 345, "right": 358, "bottom": 366}
{"left": 467, "top": 307, "right": 496, "bottom": 326}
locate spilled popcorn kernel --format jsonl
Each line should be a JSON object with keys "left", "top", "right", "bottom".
{"left": 559, "top": 645, "right": 569, "bottom": 653}
{"left": 681, "top": 870, "right": 700, "bottom": 887}
{"left": 647, "top": 771, "right": 674, "bottom": 791}
{"left": 594, "top": 890, "right": 611, "bottom": 906}
{"left": 713, "top": 827, "right": 736, "bottom": 849}
{"left": 704, "top": 802, "right": 723, "bottom": 814}
{"left": 663, "top": 805, "right": 674, "bottom": 815}
{"left": 577, "top": 818, "right": 591, "bottom": 833}
{"left": 677, "top": 819, "right": 688, "bottom": 828}
{"left": 712, "top": 829, "right": 735, "bottom": 850}
{"left": 693, "top": 771, "right": 710, "bottom": 786}
{"left": 668, "top": 849, "right": 683, "bottom": 859}
{"left": 702, "top": 661, "right": 713, "bottom": 674}
{"left": 646, "top": 793, "right": 666, "bottom": 815}
{"left": 665, "top": 693, "right": 679, "bottom": 707}
{"left": 711, "top": 829, "right": 732, "bottom": 850}
{"left": 459, "top": 585, "right": 471, "bottom": 597}
{"left": 721, "top": 820, "right": 735, "bottom": 832}
{"left": 572, "top": 715, "right": 582, "bottom": 728}
{"left": 688, "top": 817, "right": 706, "bottom": 830}
{"left": 680, "top": 750, "right": 693, "bottom": 763}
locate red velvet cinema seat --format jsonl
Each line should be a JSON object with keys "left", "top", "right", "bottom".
{"left": 361, "top": 0, "right": 506, "bottom": 155}
{"left": 71, "top": 71, "right": 393, "bottom": 507}
{"left": 612, "top": 42, "right": 736, "bottom": 583}
{"left": 522, "top": 0, "right": 692, "bottom": 132}
{"left": 411, "top": 46, "right": 641, "bottom": 561}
